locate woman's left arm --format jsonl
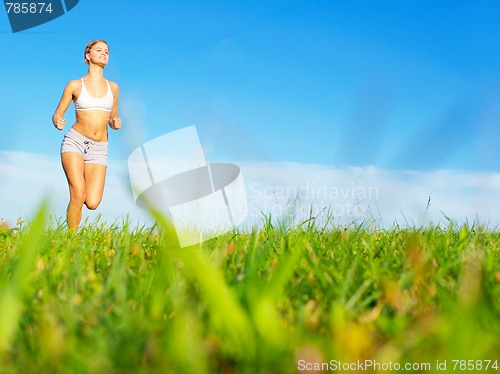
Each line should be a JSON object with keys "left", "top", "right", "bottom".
{"left": 109, "top": 82, "right": 122, "bottom": 130}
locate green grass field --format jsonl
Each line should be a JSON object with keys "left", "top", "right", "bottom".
{"left": 0, "top": 204, "right": 499, "bottom": 373}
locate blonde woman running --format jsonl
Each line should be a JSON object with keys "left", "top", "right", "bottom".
{"left": 52, "top": 40, "right": 121, "bottom": 230}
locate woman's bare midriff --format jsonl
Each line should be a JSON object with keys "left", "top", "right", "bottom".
{"left": 72, "top": 110, "right": 110, "bottom": 141}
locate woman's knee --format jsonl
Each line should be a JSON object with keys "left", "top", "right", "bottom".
{"left": 84, "top": 196, "right": 102, "bottom": 210}
{"left": 70, "top": 187, "right": 86, "bottom": 206}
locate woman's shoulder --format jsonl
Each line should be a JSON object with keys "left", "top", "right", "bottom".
{"left": 65, "top": 79, "right": 83, "bottom": 90}
{"left": 107, "top": 80, "right": 119, "bottom": 95}
{"left": 107, "top": 80, "right": 119, "bottom": 88}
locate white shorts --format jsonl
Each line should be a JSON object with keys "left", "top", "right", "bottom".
{"left": 60, "top": 128, "right": 108, "bottom": 166}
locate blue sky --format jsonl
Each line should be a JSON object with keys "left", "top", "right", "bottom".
{"left": 1, "top": 1, "right": 500, "bottom": 226}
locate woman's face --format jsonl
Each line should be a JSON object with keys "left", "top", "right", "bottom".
{"left": 87, "top": 42, "right": 109, "bottom": 67}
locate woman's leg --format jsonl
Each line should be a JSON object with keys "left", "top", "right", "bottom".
{"left": 61, "top": 152, "right": 86, "bottom": 230}
{"left": 84, "top": 163, "right": 107, "bottom": 210}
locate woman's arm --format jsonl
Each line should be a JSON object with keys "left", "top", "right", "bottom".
{"left": 108, "top": 82, "right": 122, "bottom": 130}
{"left": 52, "top": 80, "right": 77, "bottom": 130}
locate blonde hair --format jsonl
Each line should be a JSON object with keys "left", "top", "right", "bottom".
{"left": 84, "top": 40, "right": 109, "bottom": 64}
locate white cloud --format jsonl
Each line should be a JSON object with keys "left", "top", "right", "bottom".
{"left": 240, "top": 161, "right": 500, "bottom": 228}
{"left": 1, "top": 151, "right": 499, "bottom": 230}
{"left": 0, "top": 151, "right": 151, "bottom": 228}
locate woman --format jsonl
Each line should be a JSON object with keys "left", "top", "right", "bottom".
{"left": 52, "top": 40, "right": 122, "bottom": 230}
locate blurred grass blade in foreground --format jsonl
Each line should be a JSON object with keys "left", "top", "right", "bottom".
{"left": 0, "top": 201, "right": 48, "bottom": 353}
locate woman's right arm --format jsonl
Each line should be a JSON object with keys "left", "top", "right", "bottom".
{"left": 52, "top": 80, "right": 77, "bottom": 130}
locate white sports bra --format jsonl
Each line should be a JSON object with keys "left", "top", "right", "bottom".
{"left": 75, "top": 78, "right": 114, "bottom": 112}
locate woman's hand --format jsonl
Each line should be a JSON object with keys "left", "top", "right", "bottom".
{"left": 109, "top": 116, "right": 122, "bottom": 130}
{"left": 53, "top": 116, "right": 66, "bottom": 130}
